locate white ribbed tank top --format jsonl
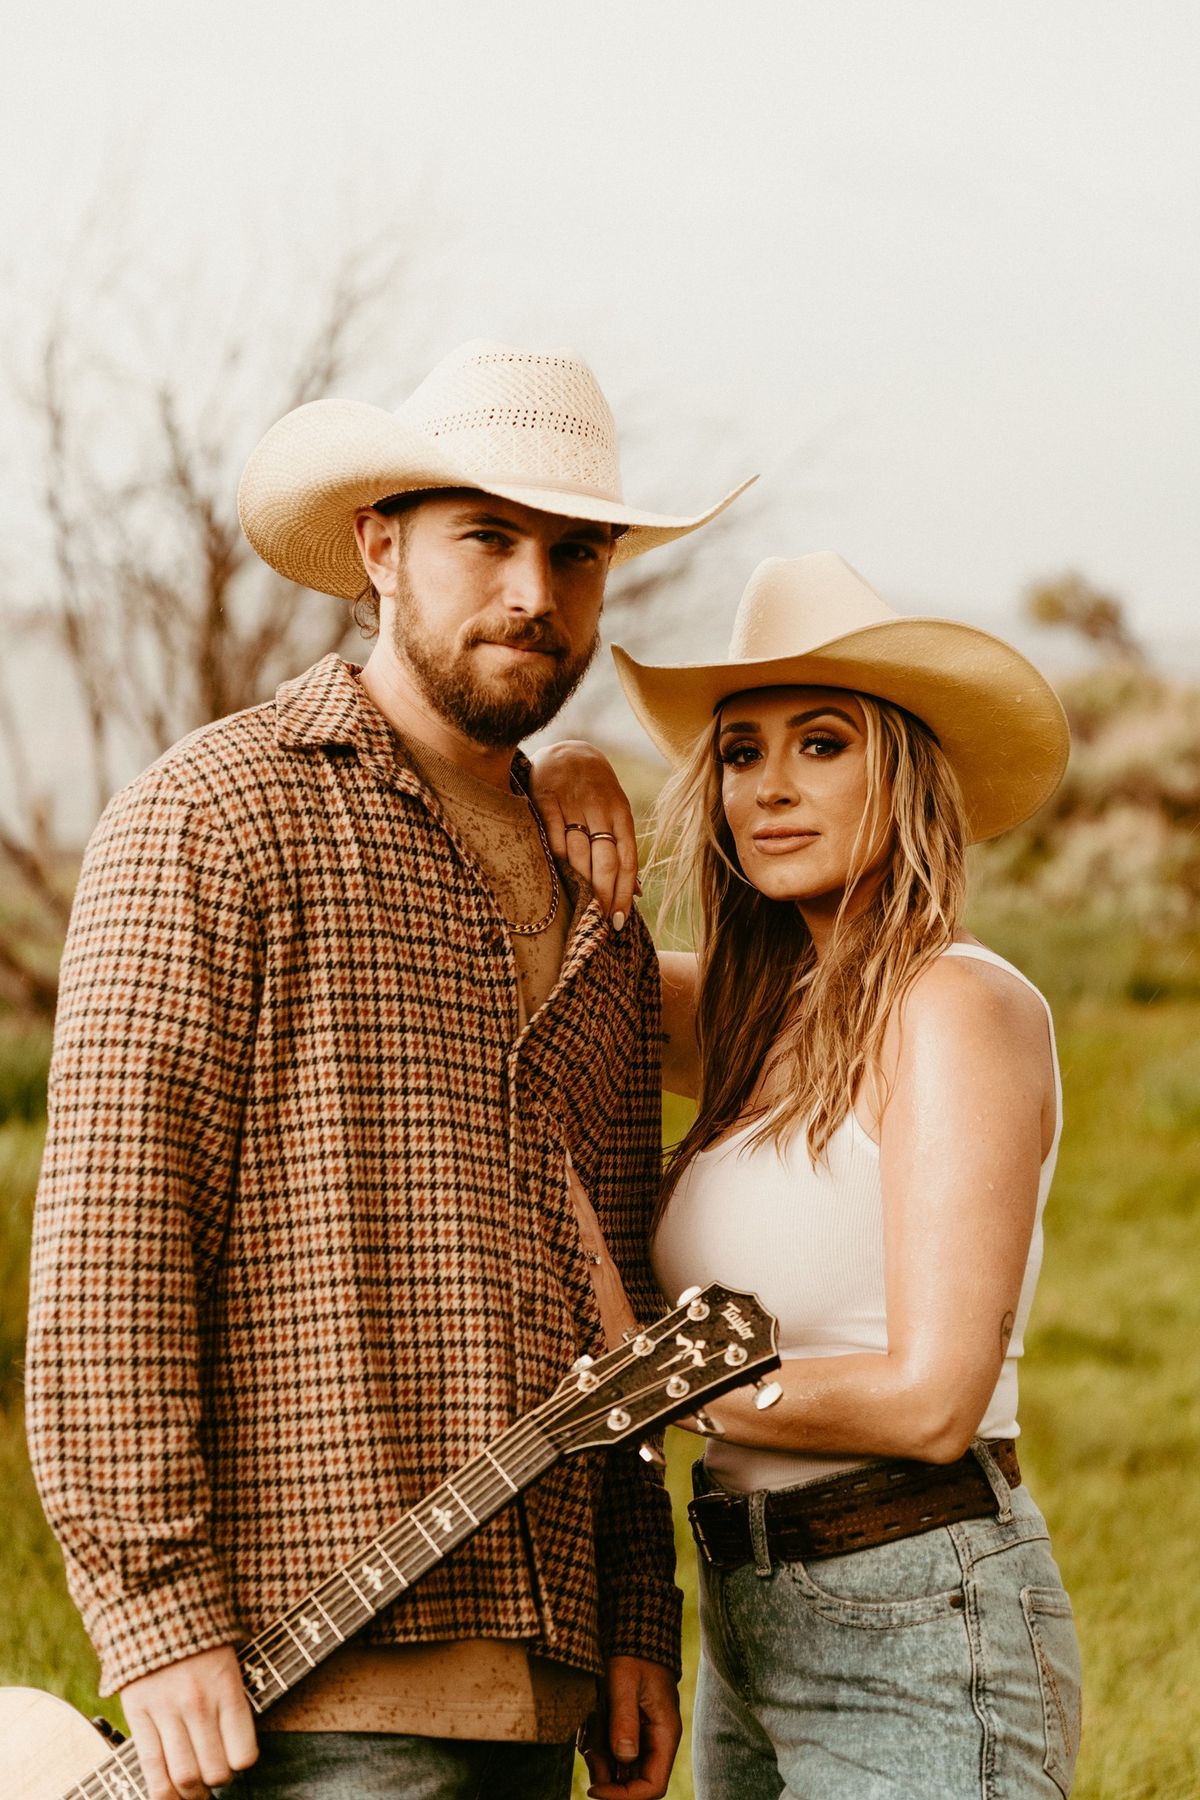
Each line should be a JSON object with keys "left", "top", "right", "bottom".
{"left": 651, "top": 944, "right": 1062, "bottom": 1492}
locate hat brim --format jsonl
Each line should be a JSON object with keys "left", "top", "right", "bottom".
{"left": 238, "top": 398, "right": 756, "bottom": 599}
{"left": 612, "top": 617, "right": 1070, "bottom": 843}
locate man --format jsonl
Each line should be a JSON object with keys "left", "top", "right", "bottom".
{"left": 27, "top": 339, "right": 752, "bottom": 1800}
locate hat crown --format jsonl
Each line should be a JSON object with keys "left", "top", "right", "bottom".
{"left": 393, "top": 338, "right": 624, "bottom": 501}
{"left": 729, "top": 554, "right": 898, "bottom": 662}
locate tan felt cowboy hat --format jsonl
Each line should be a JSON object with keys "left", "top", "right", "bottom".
{"left": 612, "top": 552, "right": 1070, "bottom": 843}
{"left": 238, "top": 338, "right": 756, "bottom": 600}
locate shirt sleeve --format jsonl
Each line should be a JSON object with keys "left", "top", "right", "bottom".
{"left": 591, "top": 921, "right": 683, "bottom": 1677}
{"left": 25, "top": 764, "right": 263, "bottom": 1694}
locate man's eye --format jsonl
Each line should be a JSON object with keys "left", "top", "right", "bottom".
{"left": 468, "top": 530, "right": 508, "bottom": 546}
{"left": 557, "top": 542, "right": 600, "bottom": 564}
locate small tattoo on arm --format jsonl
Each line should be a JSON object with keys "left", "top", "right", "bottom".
{"left": 999, "top": 1310, "right": 1015, "bottom": 1358}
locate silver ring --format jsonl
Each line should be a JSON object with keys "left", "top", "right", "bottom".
{"left": 564, "top": 821, "right": 590, "bottom": 836}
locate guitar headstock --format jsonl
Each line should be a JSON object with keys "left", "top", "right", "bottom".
{"left": 544, "top": 1284, "right": 780, "bottom": 1454}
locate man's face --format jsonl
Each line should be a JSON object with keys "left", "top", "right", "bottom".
{"left": 375, "top": 494, "right": 612, "bottom": 747}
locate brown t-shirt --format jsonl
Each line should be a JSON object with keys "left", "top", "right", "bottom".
{"left": 272, "top": 734, "right": 638, "bottom": 1741}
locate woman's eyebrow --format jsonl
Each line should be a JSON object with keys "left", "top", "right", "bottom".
{"left": 718, "top": 705, "right": 859, "bottom": 735}
{"left": 785, "top": 706, "right": 859, "bottom": 730}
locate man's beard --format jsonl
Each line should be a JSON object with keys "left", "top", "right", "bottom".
{"left": 390, "top": 576, "right": 600, "bottom": 748}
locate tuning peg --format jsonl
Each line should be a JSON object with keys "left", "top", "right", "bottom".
{"left": 675, "top": 1285, "right": 703, "bottom": 1306}
{"left": 570, "top": 1354, "right": 595, "bottom": 1372}
{"left": 638, "top": 1441, "right": 667, "bottom": 1466}
{"left": 694, "top": 1409, "right": 725, "bottom": 1436}
{"left": 753, "top": 1379, "right": 783, "bottom": 1410}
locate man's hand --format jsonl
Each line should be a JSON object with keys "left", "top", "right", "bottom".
{"left": 580, "top": 1655, "right": 681, "bottom": 1800}
{"left": 121, "top": 1644, "right": 258, "bottom": 1800}
{"left": 527, "top": 739, "right": 640, "bottom": 926}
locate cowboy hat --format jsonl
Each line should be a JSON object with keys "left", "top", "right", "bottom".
{"left": 612, "top": 552, "right": 1070, "bottom": 842}
{"left": 238, "top": 338, "right": 756, "bottom": 600}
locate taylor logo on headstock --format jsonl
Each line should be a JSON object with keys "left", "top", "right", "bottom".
{"left": 0, "top": 1283, "right": 779, "bottom": 1800}
{"left": 720, "top": 1301, "right": 756, "bottom": 1341}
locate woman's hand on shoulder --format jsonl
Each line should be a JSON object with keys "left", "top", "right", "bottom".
{"left": 527, "top": 740, "right": 639, "bottom": 925}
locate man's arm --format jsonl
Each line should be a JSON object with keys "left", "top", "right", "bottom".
{"left": 26, "top": 767, "right": 262, "bottom": 1715}
{"left": 584, "top": 928, "right": 683, "bottom": 1798}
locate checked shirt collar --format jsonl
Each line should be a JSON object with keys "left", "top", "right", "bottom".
{"left": 273, "top": 652, "right": 537, "bottom": 804}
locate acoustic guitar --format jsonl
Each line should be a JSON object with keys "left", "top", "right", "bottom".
{"left": 1, "top": 1282, "right": 779, "bottom": 1798}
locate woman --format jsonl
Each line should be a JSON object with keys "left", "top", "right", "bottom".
{"left": 534, "top": 552, "right": 1082, "bottom": 1800}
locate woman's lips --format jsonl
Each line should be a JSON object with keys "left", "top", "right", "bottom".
{"left": 751, "top": 829, "right": 819, "bottom": 855}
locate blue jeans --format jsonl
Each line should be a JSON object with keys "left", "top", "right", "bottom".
{"left": 229, "top": 1730, "right": 575, "bottom": 1799}
{"left": 692, "top": 1456, "right": 1082, "bottom": 1799}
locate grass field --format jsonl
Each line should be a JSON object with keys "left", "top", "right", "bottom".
{"left": 2, "top": 924, "right": 1199, "bottom": 1798}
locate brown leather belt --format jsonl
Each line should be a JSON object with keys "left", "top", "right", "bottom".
{"left": 688, "top": 1440, "right": 1021, "bottom": 1569}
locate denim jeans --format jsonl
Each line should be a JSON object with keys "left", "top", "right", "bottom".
{"left": 228, "top": 1730, "right": 575, "bottom": 1799}
{"left": 692, "top": 1456, "right": 1082, "bottom": 1799}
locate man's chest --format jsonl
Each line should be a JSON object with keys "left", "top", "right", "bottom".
{"left": 244, "top": 774, "right": 649, "bottom": 1139}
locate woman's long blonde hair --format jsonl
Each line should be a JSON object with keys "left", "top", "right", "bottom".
{"left": 654, "top": 693, "right": 970, "bottom": 1212}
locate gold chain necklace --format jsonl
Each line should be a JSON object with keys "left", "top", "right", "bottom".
{"left": 503, "top": 781, "right": 562, "bottom": 937}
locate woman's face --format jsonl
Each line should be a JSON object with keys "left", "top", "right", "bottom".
{"left": 717, "top": 686, "right": 886, "bottom": 910}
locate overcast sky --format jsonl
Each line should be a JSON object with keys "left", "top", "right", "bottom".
{"left": 2, "top": 0, "right": 1198, "bottom": 811}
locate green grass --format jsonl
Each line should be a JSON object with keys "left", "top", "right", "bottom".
{"left": 4, "top": 935, "right": 1200, "bottom": 1798}
{"left": 0, "top": 1017, "right": 52, "bottom": 1125}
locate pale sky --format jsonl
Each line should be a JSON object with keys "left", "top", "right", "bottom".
{"left": 2, "top": 0, "right": 1198, "bottom": 811}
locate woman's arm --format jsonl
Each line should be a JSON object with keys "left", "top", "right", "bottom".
{"left": 527, "top": 739, "right": 640, "bottom": 925}
{"left": 689, "top": 955, "right": 1054, "bottom": 1461}
{"left": 659, "top": 951, "right": 700, "bottom": 1098}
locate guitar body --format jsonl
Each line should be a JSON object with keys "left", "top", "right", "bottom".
{"left": 0, "top": 1687, "right": 116, "bottom": 1799}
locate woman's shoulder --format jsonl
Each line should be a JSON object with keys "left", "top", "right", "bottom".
{"left": 897, "top": 939, "right": 1051, "bottom": 1048}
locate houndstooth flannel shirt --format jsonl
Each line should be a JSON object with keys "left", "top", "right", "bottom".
{"left": 26, "top": 655, "right": 680, "bottom": 1697}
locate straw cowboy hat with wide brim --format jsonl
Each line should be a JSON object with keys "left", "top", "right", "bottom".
{"left": 238, "top": 338, "right": 756, "bottom": 601}
{"left": 613, "top": 552, "right": 1070, "bottom": 843}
